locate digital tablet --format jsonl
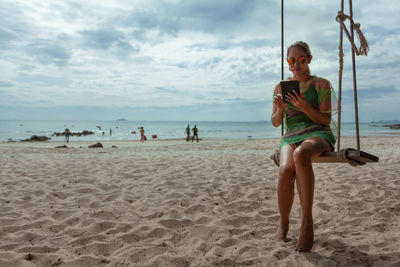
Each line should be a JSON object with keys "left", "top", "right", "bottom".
{"left": 280, "top": 80, "right": 300, "bottom": 103}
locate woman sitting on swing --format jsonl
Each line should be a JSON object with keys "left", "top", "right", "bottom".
{"left": 271, "top": 41, "right": 336, "bottom": 252}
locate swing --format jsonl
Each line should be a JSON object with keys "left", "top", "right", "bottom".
{"left": 271, "top": 0, "right": 379, "bottom": 167}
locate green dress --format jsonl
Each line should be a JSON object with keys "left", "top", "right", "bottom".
{"left": 273, "top": 76, "right": 336, "bottom": 152}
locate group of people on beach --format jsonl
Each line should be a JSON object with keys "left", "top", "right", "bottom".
{"left": 63, "top": 126, "right": 145, "bottom": 142}
{"left": 185, "top": 124, "right": 199, "bottom": 142}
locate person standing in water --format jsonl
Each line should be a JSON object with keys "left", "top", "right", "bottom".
{"left": 140, "top": 127, "right": 145, "bottom": 142}
{"left": 192, "top": 125, "right": 199, "bottom": 142}
{"left": 64, "top": 128, "right": 71, "bottom": 143}
{"left": 185, "top": 124, "right": 191, "bottom": 142}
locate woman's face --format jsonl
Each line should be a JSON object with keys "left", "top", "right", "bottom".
{"left": 287, "top": 46, "right": 312, "bottom": 76}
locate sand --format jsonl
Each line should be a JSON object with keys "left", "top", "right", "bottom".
{"left": 0, "top": 137, "right": 399, "bottom": 266}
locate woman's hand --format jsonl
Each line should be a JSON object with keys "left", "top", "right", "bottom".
{"left": 286, "top": 90, "right": 309, "bottom": 111}
{"left": 273, "top": 94, "right": 288, "bottom": 112}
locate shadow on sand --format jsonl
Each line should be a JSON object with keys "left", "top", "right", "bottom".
{"left": 304, "top": 238, "right": 400, "bottom": 266}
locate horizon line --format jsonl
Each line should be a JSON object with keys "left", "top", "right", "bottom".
{"left": 1, "top": 119, "right": 397, "bottom": 124}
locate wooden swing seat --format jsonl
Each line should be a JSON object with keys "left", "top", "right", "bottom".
{"left": 271, "top": 148, "right": 379, "bottom": 166}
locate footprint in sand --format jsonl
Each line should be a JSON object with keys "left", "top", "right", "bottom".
{"left": 158, "top": 219, "right": 193, "bottom": 229}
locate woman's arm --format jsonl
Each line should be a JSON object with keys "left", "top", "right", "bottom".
{"left": 286, "top": 90, "right": 331, "bottom": 126}
{"left": 271, "top": 96, "right": 285, "bottom": 127}
{"left": 300, "top": 104, "right": 331, "bottom": 126}
{"left": 271, "top": 84, "right": 287, "bottom": 127}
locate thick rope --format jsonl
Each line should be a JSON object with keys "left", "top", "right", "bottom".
{"left": 336, "top": 0, "right": 369, "bottom": 153}
{"left": 353, "top": 23, "right": 369, "bottom": 56}
{"left": 337, "top": 0, "right": 344, "bottom": 152}
{"left": 336, "top": 11, "right": 368, "bottom": 56}
{"left": 281, "top": 0, "right": 284, "bottom": 136}
{"left": 349, "top": 0, "right": 361, "bottom": 151}
{"left": 272, "top": 151, "right": 280, "bottom": 167}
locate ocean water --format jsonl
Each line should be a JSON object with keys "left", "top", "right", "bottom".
{"left": 0, "top": 120, "right": 399, "bottom": 142}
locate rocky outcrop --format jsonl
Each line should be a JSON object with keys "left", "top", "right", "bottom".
{"left": 383, "top": 123, "right": 400, "bottom": 129}
{"left": 53, "top": 130, "right": 95, "bottom": 136}
{"left": 55, "top": 145, "right": 68, "bottom": 148}
{"left": 21, "top": 135, "right": 51, "bottom": 142}
{"left": 88, "top": 142, "right": 103, "bottom": 148}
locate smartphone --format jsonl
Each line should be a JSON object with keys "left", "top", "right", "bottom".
{"left": 280, "top": 80, "right": 300, "bottom": 103}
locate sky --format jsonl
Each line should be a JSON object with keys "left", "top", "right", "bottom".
{"left": 1, "top": 0, "right": 399, "bottom": 122}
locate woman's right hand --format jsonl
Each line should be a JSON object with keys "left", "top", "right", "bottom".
{"left": 273, "top": 94, "right": 287, "bottom": 112}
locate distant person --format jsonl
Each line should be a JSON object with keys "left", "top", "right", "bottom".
{"left": 192, "top": 125, "right": 199, "bottom": 142}
{"left": 185, "top": 124, "right": 191, "bottom": 142}
{"left": 140, "top": 127, "right": 145, "bottom": 142}
{"left": 64, "top": 128, "right": 71, "bottom": 143}
{"left": 102, "top": 131, "right": 105, "bottom": 137}
{"left": 109, "top": 128, "right": 112, "bottom": 136}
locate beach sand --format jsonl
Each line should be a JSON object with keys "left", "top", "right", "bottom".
{"left": 0, "top": 137, "right": 399, "bottom": 266}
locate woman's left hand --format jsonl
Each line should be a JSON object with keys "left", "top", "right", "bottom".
{"left": 286, "top": 90, "right": 309, "bottom": 111}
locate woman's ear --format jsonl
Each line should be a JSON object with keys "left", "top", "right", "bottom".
{"left": 308, "top": 55, "right": 313, "bottom": 63}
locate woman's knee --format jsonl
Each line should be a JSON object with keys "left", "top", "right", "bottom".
{"left": 279, "top": 164, "right": 295, "bottom": 182}
{"left": 293, "top": 147, "right": 312, "bottom": 165}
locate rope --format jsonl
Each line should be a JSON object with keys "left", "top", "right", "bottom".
{"left": 353, "top": 23, "right": 369, "bottom": 56}
{"left": 280, "top": 0, "right": 284, "bottom": 136}
{"left": 272, "top": 151, "right": 280, "bottom": 167}
{"left": 349, "top": 0, "right": 360, "bottom": 150}
{"left": 338, "top": 148, "right": 366, "bottom": 166}
{"left": 336, "top": 0, "right": 368, "bottom": 152}
{"left": 335, "top": 11, "right": 369, "bottom": 56}
{"left": 336, "top": 0, "right": 344, "bottom": 152}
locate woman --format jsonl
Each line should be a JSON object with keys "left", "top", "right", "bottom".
{"left": 185, "top": 124, "right": 191, "bottom": 142}
{"left": 140, "top": 127, "right": 145, "bottom": 142}
{"left": 271, "top": 41, "right": 336, "bottom": 252}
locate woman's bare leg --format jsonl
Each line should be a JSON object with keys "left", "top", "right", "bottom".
{"left": 275, "top": 144, "right": 296, "bottom": 241}
{"left": 293, "top": 138, "right": 331, "bottom": 252}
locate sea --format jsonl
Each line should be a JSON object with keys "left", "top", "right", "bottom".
{"left": 1, "top": 120, "right": 399, "bottom": 143}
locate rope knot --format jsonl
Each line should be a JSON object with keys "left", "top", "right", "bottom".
{"left": 352, "top": 23, "right": 360, "bottom": 30}
{"left": 336, "top": 10, "right": 369, "bottom": 56}
{"left": 336, "top": 11, "right": 346, "bottom": 23}
{"left": 354, "top": 23, "right": 369, "bottom": 56}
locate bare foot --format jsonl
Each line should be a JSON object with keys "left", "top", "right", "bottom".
{"left": 274, "top": 224, "right": 289, "bottom": 242}
{"left": 296, "top": 219, "right": 314, "bottom": 252}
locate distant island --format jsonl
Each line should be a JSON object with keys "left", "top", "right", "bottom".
{"left": 116, "top": 118, "right": 127, "bottom": 121}
{"left": 369, "top": 119, "right": 400, "bottom": 129}
{"left": 370, "top": 119, "right": 400, "bottom": 124}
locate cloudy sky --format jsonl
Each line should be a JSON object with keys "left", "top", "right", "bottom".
{"left": 1, "top": 0, "right": 399, "bottom": 122}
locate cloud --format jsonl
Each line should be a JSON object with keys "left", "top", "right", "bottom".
{"left": 81, "top": 27, "right": 125, "bottom": 50}
{"left": 0, "top": 0, "right": 399, "bottom": 121}
{"left": 0, "top": 81, "right": 13, "bottom": 87}
{"left": 26, "top": 38, "right": 71, "bottom": 66}
{"left": 167, "top": 0, "right": 256, "bottom": 33}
